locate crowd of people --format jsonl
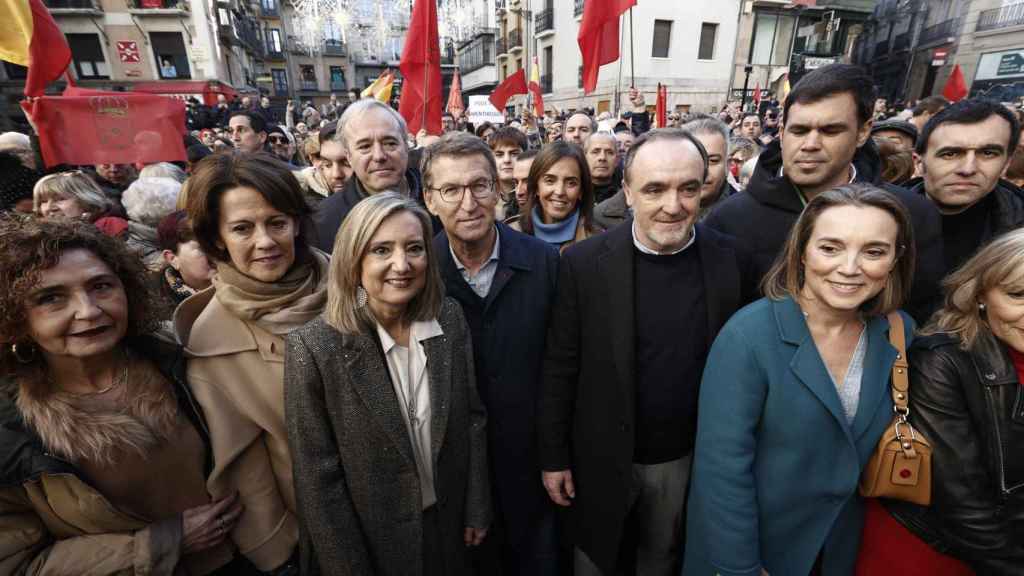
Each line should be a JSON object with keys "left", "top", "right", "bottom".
{"left": 0, "top": 61, "right": 1021, "bottom": 576}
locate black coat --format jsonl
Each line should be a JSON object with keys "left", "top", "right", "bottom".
{"left": 537, "top": 222, "right": 750, "bottom": 575}
{"left": 311, "top": 168, "right": 424, "bottom": 253}
{"left": 434, "top": 223, "right": 560, "bottom": 560}
{"left": 703, "top": 138, "right": 944, "bottom": 324}
{"left": 886, "top": 332, "right": 1024, "bottom": 575}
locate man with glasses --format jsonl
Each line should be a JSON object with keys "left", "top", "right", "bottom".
{"left": 266, "top": 125, "right": 296, "bottom": 165}
{"left": 423, "top": 132, "right": 561, "bottom": 576}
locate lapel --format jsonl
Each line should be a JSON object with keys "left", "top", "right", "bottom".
{"left": 484, "top": 223, "right": 533, "bottom": 308}
{"left": 695, "top": 225, "right": 740, "bottom": 346}
{"left": 598, "top": 222, "right": 636, "bottom": 399}
{"left": 850, "top": 315, "right": 897, "bottom": 441}
{"left": 421, "top": 324, "right": 452, "bottom": 465}
{"left": 774, "top": 297, "right": 855, "bottom": 445}
{"left": 343, "top": 333, "right": 415, "bottom": 465}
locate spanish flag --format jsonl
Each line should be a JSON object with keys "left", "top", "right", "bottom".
{"left": 361, "top": 69, "right": 394, "bottom": 103}
{"left": 0, "top": 0, "right": 72, "bottom": 97}
{"left": 528, "top": 56, "right": 544, "bottom": 117}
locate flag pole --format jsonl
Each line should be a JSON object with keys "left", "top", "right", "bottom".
{"left": 616, "top": 12, "right": 624, "bottom": 115}
{"left": 629, "top": 6, "right": 635, "bottom": 88}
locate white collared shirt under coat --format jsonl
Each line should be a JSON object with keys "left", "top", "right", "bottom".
{"left": 376, "top": 319, "right": 445, "bottom": 509}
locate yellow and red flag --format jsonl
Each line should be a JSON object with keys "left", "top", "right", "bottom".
{"left": 528, "top": 56, "right": 544, "bottom": 117}
{"left": 0, "top": 0, "right": 72, "bottom": 96}
{"left": 361, "top": 69, "right": 395, "bottom": 103}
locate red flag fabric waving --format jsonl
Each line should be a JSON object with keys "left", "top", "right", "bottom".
{"left": 446, "top": 68, "right": 465, "bottom": 118}
{"left": 22, "top": 88, "right": 186, "bottom": 167}
{"left": 0, "top": 0, "right": 72, "bottom": 97}
{"left": 578, "top": 0, "right": 636, "bottom": 94}
{"left": 656, "top": 84, "right": 667, "bottom": 128}
{"left": 398, "top": 0, "right": 443, "bottom": 135}
{"left": 942, "top": 64, "right": 968, "bottom": 103}
{"left": 489, "top": 69, "right": 528, "bottom": 112}
{"left": 753, "top": 81, "right": 762, "bottom": 108}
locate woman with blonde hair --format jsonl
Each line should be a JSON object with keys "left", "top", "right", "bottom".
{"left": 34, "top": 171, "right": 115, "bottom": 221}
{"left": 856, "top": 228, "right": 1024, "bottom": 575}
{"left": 285, "top": 191, "right": 491, "bottom": 575}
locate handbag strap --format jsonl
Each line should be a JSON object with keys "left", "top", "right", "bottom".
{"left": 886, "top": 311, "right": 910, "bottom": 412}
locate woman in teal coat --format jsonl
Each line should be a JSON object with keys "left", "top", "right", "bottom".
{"left": 683, "top": 184, "right": 918, "bottom": 576}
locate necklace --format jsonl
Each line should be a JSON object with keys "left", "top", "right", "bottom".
{"left": 60, "top": 350, "right": 129, "bottom": 396}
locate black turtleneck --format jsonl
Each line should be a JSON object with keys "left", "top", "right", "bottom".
{"left": 941, "top": 193, "right": 994, "bottom": 276}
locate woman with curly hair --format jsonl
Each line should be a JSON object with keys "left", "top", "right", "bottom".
{"left": 0, "top": 215, "right": 253, "bottom": 575}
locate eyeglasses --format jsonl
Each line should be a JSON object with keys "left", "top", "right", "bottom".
{"left": 269, "top": 136, "right": 288, "bottom": 144}
{"left": 429, "top": 179, "right": 494, "bottom": 203}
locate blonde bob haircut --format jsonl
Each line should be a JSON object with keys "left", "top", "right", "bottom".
{"left": 924, "top": 228, "right": 1024, "bottom": 349}
{"left": 762, "top": 183, "right": 916, "bottom": 318}
{"left": 324, "top": 191, "right": 443, "bottom": 334}
{"left": 33, "top": 171, "right": 111, "bottom": 219}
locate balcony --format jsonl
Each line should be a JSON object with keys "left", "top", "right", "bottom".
{"left": 43, "top": 0, "right": 100, "bottom": 10}
{"left": 264, "top": 48, "right": 285, "bottom": 61}
{"left": 496, "top": 37, "right": 508, "bottom": 56}
{"left": 301, "top": 80, "right": 318, "bottom": 91}
{"left": 540, "top": 73, "right": 551, "bottom": 94}
{"left": 893, "top": 31, "right": 911, "bottom": 51}
{"left": 574, "top": 0, "right": 584, "bottom": 18}
{"left": 535, "top": 9, "right": 553, "bottom": 34}
{"left": 259, "top": 2, "right": 278, "bottom": 17}
{"left": 127, "top": 0, "right": 188, "bottom": 12}
{"left": 508, "top": 29, "right": 523, "bottom": 51}
{"left": 323, "top": 39, "right": 346, "bottom": 57}
{"left": 495, "top": 0, "right": 505, "bottom": 13}
{"left": 919, "top": 18, "right": 958, "bottom": 46}
{"left": 977, "top": 2, "right": 1024, "bottom": 32}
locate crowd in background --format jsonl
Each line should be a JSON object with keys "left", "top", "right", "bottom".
{"left": 0, "top": 61, "right": 1022, "bottom": 576}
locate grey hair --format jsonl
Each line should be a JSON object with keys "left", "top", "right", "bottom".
{"left": 682, "top": 117, "right": 732, "bottom": 154}
{"left": 565, "top": 112, "right": 598, "bottom": 134}
{"left": 623, "top": 128, "right": 709, "bottom": 184}
{"left": 334, "top": 99, "right": 409, "bottom": 152}
{"left": 583, "top": 131, "right": 618, "bottom": 153}
{"left": 138, "top": 162, "right": 187, "bottom": 183}
{"left": 729, "top": 136, "right": 762, "bottom": 158}
{"left": 33, "top": 171, "right": 111, "bottom": 217}
{"left": 122, "top": 177, "right": 182, "bottom": 226}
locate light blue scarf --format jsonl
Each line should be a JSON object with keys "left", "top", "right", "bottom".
{"left": 531, "top": 206, "right": 580, "bottom": 245}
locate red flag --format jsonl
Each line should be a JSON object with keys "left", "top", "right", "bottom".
{"left": 446, "top": 68, "right": 465, "bottom": 118}
{"left": 528, "top": 56, "right": 544, "bottom": 117}
{"left": 398, "top": 0, "right": 443, "bottom": 134}
{"left": 489, "top": 69, "right": 528, "bottom": 112}
{"left": 942, "top": 64, "right": 968, "bottom": 103}
{"left": 578, "top": 0, "right": 636, "bottom": 94}
{"left": 0, "top": 0, "right": 72, "bottom": 97}
{"left": 753, "top": 81, "right": 762, "bottom": 108}
{"left": 656, "top": 84, "right": 667, "bottom": 128}
{"left": 21, "top": 89, "right": 186, "bottom": 168}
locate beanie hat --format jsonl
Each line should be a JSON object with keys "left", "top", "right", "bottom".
{"left": 0, "top": 151, "right": 42, "bottom": 211}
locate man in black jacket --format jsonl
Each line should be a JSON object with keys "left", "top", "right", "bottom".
{"left": 704, "top": 64, "right": 943, "bottom": 323}
{"left": 911, "top": 98, "right": 1024, "bottom": 281}
{"left": 312, "top": 99, "right": 423, "bottom": 252}
{"left": 539, "top": 129, "right": 750, "bottom": 576}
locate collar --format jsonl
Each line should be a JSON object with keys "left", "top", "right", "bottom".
{"left": 376, "top": 319, "right": 444, "bottom": 354}
{"left": 450, "top": 226, "right": 501, "bottom": 272}
{"left": 631, "top": 220, "right": 695, "bottom": 256}
{"left": 779, "top": 163, "right": 858, "bottom": 206}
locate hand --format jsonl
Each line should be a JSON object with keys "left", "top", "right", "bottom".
{"left": 416, "top": 128, "right": 429, "bottom": 146}
{"left": 286, "top": 100, "right": 294, "bottom": 110}
{"left": 464, "top": 525, "right": 488, "bottom": 547}
{"left": 629, "top": 88, "right": 645, "bottom": 111}
{"left": 181, "top": 492, "right": 243, "bottom": 555}
{"left": 542, "top": 470, "right": 575, "bottom": 507}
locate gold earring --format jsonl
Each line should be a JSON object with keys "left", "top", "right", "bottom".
{"left": 10, "top": 342, "right": 37, "bottom": 364}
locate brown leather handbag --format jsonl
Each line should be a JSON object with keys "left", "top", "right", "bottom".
{"left": 859, "top": 312, "right": 933, "bottom": 506}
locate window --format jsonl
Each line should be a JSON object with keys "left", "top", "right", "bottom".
{"left": 150, "top": 32, "right": 190, "bottom": 79}
{"left": 260, "top": 0, "right": 275, "bottom": 11}
{"left": 329, "top": 66, "right": 346, "bottom": 90}
{"left": 269, "top": 29, "right": 282, "bottom": 53}
{"left": 300, "top": 65, "right": 317, "bottom": 90}
{"left": 272, "top": 68, "right": 288, "bottom": 95}
{"left": 750, "top": 12, "right": 796, "bottom": 66}
{"left": 67, "top": 34, "right": 108, "bottom": 79}
{"left": 652, "top": 19, "right": 672, "bottom": 58}
{"left": 698, "top": 23, "right": 718, "bottom": 60}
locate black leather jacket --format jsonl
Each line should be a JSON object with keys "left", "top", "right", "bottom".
{"left": 885, "top": 332, "right": 1024, "bottom": 575}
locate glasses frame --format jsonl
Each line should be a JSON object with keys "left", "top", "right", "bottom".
{"left": 429, "top": 178, "right": 495, "bottom": 204}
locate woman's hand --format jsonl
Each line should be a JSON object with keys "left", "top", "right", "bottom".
{"left": 464, "top": 525, "right": 488, "bottom": 547}
{"left": 181, "top": 492, "right": 243, "bottom": 555}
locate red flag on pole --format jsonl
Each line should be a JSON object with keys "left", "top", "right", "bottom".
{"left": 446, "top": 68, "right": 465, "bottom": 118}
{"left": 0, "top": 0, "right": 72, "bottom": 97}
{"left": 489, "top": 69, "right": 528, "bottom": 112}
{"left": 21, "top": 88, "right": 186, "bottom": 168}
{"left": 398, "top": 0, "right": 443, "bottom": 135}
{"left": 753, "top": 81, "right": 762, "bottom": 109}
{"left": 942, "top": 64, "right": 968, "bottom": 103}
{"left": 656, "top": 84, "right": 667, "bottom": 128}
{"left": 578, "top": 0, "right": 637, "bottom": 94}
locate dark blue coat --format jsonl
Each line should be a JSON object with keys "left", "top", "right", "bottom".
{"left": 434, "top": 223, "right": 560, "bottom": 553}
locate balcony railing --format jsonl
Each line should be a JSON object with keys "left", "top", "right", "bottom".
{"left": 43, "top": 0, "right": 98, "bottom": 9}
{"left": 919, "top": 18, "right": 958, "bottom": 45}
{"left": 535, "top": 9, "right": 553, "bottom": 33}
{"left": 301, "top": 80, "right": 318, "bottom": 91}
{"left": 977, "top": 2, "right": 1024, "bottom": 32}
{"left": 893, "top": 31, "right": 911, "bottom": 51}
{"left": 495, "top": 0, "right": 505, "bottom": 12}
{"left": 540, "top": 73, "right": 551, "bottom": 94}
{"left": 509, "top": 29, "right": 523, "bottom": 50}
{"left": 323, "top": 39, "right": 346, "bottom": 56}
{"left": 574, "top": 0, "right": 584, "bottom": 17}
{"left": 496, "top": 37, "right": 508, "bottom": 55}
{"left": 128, "top": 0, "right": 188, "bottom": 10}
{"left": 264, "top": 48, "right": 285, "bottom": 60}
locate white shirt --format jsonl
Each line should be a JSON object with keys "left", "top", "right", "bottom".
{"left": 631, "top": 220, "right": 696, "bottom": 256}
{"left": 376, "top": 319, "right": 444, "bottom": 509}
{"left": 450, "top": 227, "right": 501, "bottom": 298}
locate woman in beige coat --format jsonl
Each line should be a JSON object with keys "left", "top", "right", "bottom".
{"left": 175, "top": 153, "right": 328, "bottom": 574}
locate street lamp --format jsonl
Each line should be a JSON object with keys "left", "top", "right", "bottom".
{"left": 741, "top": 64, "right": 753, "bottom": 110}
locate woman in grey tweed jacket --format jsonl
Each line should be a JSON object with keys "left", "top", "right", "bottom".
{"left": 284, "top": 193, "right": 491, "bottom": 575}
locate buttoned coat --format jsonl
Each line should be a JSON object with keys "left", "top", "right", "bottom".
{"left": 682, "top": 297, "right": 914, "bottom": 576}
{"left": 537, "top": 221, "right": 750, "bottom": 575}
{"left": 284, "top": 298, "right": 491, "bottom": 576}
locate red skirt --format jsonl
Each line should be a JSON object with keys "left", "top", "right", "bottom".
{"left": 855, "top": 498, "right": 974, "bottom": 576}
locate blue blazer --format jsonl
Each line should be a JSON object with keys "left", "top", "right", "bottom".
{"left": 682, "top": 296, "right": 914, "bottom": 576}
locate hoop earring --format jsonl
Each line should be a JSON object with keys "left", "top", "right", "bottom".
{"left": 10, "top": 342, "right": 37, "bottom": 364}
{"left": 356, "top": 286, "right": 368, "bottom": 307}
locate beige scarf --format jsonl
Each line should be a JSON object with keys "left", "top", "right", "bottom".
{"left": 212, "top": 248, "right": 330, "bottom": 335}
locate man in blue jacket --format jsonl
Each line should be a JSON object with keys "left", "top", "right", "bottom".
{"left": 422, "top": 132, "right": 561, "bottom": 575}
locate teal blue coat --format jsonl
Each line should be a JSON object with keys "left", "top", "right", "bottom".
{"left": 682, "top": 296, "right": 914, "bottom": 576}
